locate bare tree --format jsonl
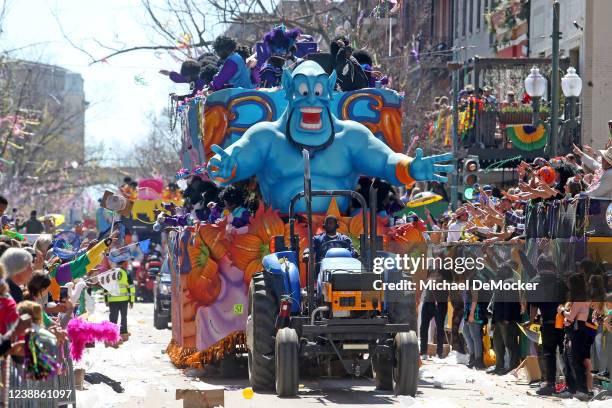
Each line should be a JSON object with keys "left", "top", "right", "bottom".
{"left": 0, "top": 57, "right": 108, "bottom": 212}
{"left": 54, "top": 0, "right": 213, "bottom": 65}
{"left": 57, "top": 0, "right": 402, "bottom": 65}
{"left": 0, "top": 0, "right": 9, "bottom": 38}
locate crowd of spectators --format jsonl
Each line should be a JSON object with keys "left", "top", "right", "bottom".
{"left": 0, "top": 195, "right": 121, "bottom": 381}
{"left": 417, "top": 141, "right": 612, "bottom": 401}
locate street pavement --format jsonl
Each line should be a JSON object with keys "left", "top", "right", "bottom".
{"left": 75, "top": 302, "right": 585, "bottom": 408}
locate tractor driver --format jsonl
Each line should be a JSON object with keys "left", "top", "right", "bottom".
{"left": 304, "top": 215, "right": 358, "bottom": 274}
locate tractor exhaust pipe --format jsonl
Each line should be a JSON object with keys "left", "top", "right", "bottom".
{"left": 303, "top": 149, "right": 315, "bottom": 315}
{"left": 311, "top": 306, "right": 329, "bottom": 325}
{"left": 369, "top": 178, "right": 380, "bottom": 270}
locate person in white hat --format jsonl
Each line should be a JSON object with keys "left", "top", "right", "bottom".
{"left": 585, "top": 145, "right": 612, "bottom": 198}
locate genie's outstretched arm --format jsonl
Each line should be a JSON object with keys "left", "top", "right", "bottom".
{"left": 207, "top": 125, "right": 273, "bottom": 185}
{"left": 347, "top": 123, "right": 453, "bottom": 185}
{"left": 347, "top": 124, "right": 415, "bottom": 186}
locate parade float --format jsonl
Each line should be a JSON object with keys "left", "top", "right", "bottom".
{"left": 163, "top": 63, "right": 443, "bottom": 369}
{"left": 120, "top": 177, "right": 183, "bottom": 243}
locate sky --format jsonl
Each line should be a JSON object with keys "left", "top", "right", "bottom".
{"left": 2, "top": 0, "right": 194, "bottom": 156}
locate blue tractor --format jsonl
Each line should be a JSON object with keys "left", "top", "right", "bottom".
{"left": 246, "top": 150, "right": 419, "bottom": 397}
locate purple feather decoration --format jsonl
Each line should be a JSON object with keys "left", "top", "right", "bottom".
{"left": 263, "top": 26, "right": 302, "bottom": 55}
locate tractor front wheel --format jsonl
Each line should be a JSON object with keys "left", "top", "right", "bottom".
{"left": 275, "top": 327, "right": 299, "bottom": 397}
{"left": 247, "top": 273, "right": 276, "bottom": 391}
{"left": 392, "top": 331, "right": 419, "bottom": 396}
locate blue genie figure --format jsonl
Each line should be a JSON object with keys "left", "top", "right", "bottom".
{"left": 207, "top": 61, "right": 453, "bottom": 213}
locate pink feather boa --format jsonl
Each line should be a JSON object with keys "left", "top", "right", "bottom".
{"left": 66, "top": 318, "right": 120, "bottom": 361}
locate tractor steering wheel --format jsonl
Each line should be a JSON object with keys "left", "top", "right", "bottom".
{"left": 320, "top": 239, "right": 350, "bottom": 256}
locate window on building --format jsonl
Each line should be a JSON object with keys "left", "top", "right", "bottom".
{"left": 477, "top": 0, "right": 481, "bottom": 29}
{"left": 469, "top": 0, "right": 473, "bottom": 34}
{"left": 462, "top": 0, "right": 467, "bottom": 36}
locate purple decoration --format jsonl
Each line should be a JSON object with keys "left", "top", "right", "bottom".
{"left": 263, "top": 26, "right": 301, "bottom": 56}
{"left": 176, "top": 168, "right": 191, "bottom": 180}
{"left": 256, "top": 26, "right": 307, "bottom": 68}
{"left": 410, "top": 47, "right": 420, "bottom": 63}
{"left": 163, "top": 215, "right": 190, "bottom": 227}
{"left": 55, "top": 263, "right": 72, "bottom": 285}
{"left": 178, "top": 229, "right": 192, "bottom": 274}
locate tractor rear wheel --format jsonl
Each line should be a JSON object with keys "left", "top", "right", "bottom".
{"left": 392, "top": 331, "right": 419, "bottom": 396}
{"left": 247, "top": 273, "right": 276, "bottom": 391}
{"left": 275, "top": 327, "right": 299, "bottom": 397}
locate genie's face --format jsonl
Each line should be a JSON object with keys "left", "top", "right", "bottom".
{"left": 282, "top": 61, "right": 337, "bottom": 148}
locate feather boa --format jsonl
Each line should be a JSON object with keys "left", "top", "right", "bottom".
{"left": 67, "top": 318, "right": 120, "bottom": 361}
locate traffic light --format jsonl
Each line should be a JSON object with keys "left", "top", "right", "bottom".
{"left": 462, "top": 155, "right": 480, "bottom": 188}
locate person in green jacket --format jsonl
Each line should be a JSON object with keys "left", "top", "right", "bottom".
{"left": 104, "top": 261, "right": 135, "bottom": 342}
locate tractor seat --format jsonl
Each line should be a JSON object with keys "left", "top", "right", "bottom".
{"left": 324, "top": 248, "right": 352, "bottom": 258}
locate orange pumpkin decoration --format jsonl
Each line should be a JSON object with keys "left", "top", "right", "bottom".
{"left": 197, "top": 222, "right": 228, "bottom": 260}
{"left": 187, "top": 237, "right": 221, "bottom": 306}
{"left": 227, "top": 204, "right": 285, "bottom": 285}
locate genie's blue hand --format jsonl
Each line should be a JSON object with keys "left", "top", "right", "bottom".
{"left": 408, "top": 148, "right": 454, "bottom": 182}
{"left": 207, "top": 144, "right": 238, "bottom": 184}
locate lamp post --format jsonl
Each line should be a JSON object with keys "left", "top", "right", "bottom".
{"left": 447, "top": 59, "right": 464, "bottom": 211}
{"left": 525, "top": 0, "right": 582, "bottom": 156}
{"left": 524, "top": 65, "right": 582, "bottom": 152}
{"left": 549, "top": 0, "right": 561, "bottom": 156}
{"left": 524, "top": 66, "right": 547, "bottom": 126}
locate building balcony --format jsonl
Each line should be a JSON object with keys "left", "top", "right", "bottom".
{"left": 457, "top": 105, "right": 577, "bottom": 162}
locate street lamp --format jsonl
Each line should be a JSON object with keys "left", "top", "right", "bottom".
{"left": 523, "top": 66, "right": 583, "bottom": 152}
{"left": 561, "top": 67, "right": 583, "bottom": 97}
{"left": 524, "top": 66, "right": 547, "bottom": 126}
{"left": 561, "top": 67, "right": 582, "bottom": 145}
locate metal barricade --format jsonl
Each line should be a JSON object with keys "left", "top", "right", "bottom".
{"left": 1, "top": 356, "right": 9, "bottom": 408}
{"left": 0, "top": 343, "right": 76, "bottom": 408}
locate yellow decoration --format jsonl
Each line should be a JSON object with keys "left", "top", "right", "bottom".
{"left": 242, "top": 388, "right": 254, "bottom": 399}
{"left": 130, "top": 199, "right": 183, "bottom": 223}
{"left": 406, "top": 192, "right": 444, "bottom": 208}
{"left": 482, "top": 325, "right": 496, "bottom": 367}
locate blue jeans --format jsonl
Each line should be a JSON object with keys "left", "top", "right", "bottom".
{"left": 462, "top": 322, "right": 483, "bottom": 358}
